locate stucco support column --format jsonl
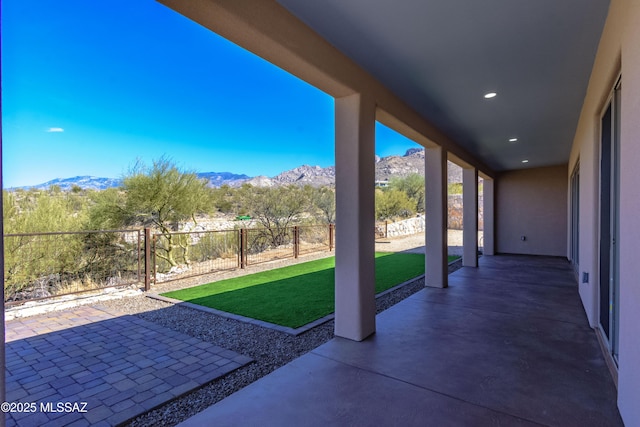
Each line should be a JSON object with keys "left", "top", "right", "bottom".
{"left": 463, "top": 168, "right": 479, "bottom": 267}
{"left": 425, "top": 146, "right": 448, "bottom": 288}
{"left": 483, "top": 178, "right": 495, "bottom": 255}
{"left": 334, "top": 93, "right": 376, "bottom": 341}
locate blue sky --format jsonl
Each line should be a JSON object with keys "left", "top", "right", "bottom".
{"left": 1, "top": 0, "right": 418, "bottom": 188}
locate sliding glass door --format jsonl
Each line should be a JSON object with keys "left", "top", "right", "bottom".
{"left": 599, "top": 79, "right": 621, "bottom": 364}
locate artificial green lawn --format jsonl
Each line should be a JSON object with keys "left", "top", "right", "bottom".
{"left": 163, "top": 253, "right": 459, "bottom": 329}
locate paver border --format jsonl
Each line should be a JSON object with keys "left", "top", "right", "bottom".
{"left": 146, "top": 270, "right": 444, "bottom": 336}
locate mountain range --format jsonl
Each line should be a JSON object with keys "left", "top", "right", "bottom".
{"left": 16, "top": 149, "right": 462, "bottom": 191}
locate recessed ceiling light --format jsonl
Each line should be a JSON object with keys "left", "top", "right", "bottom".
{"left": 484, "top": 92, "right": 497, "bottom": 99}
{"left": 522, "top": 159, "right": 529, "bottom": 163}
{"left": 509, "top": 138, "right": 518, "bottom": 142}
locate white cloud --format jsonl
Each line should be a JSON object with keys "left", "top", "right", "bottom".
{"left": 46, "top": 127, "right": 64, "bottom": 133}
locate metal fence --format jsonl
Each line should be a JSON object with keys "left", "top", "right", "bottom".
{"left": 375, "top": 221, "right": 388, "bottom": 239}
{"left": 244, "top": 226, "right": 295, "bottom": 266}
{"left": 153, "top": 224, "right": 335, "bottom": 284}
{"left": 152, "top": 229, "right": 240, "bottom": 283}
{"left": 298, "top": 224, "right": 333, "bottom": 255}
{"left": 3, "top": 224, "right": 336, "bottom": 304}
{"left": 4, "top": 229, "right": 143, "bottom": 306}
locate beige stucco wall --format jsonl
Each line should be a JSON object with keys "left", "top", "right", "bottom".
{"left": 496, "top": 165, "right": 568, "bottom": 256}
{"left": 568, "top": 0, "right": 640, "bottom": 424}
{"left": 568, "top": 0, "right": 623, "bottom": 330}
{"left": 617, "top": 0, "right": 640, "bottom": 424}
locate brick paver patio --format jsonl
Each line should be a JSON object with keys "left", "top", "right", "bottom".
{"left": 4, "top": 305, "right": 252, "bottom": 427}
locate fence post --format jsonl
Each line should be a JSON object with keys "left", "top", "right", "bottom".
{"left": 153, "top": 234, "right": 158, "bottom": 285}
{"left": 144, "top": 228, "right": 151, "bottom": 291}
{"left": 237, "top": 229, "right": 241, "bottom": 268}
{"left": 329, "top": 223, "right": 334, "bottom": 251}
{"left": 385, "top": 220, "right": 388, "bottom": 238}
{"left": 293, "top": 226, "right": 299, "bottom": 259}
{"left": 240, "top": 228, "right": 246, "bottom": 269}
{"left": 137, "top": 229, "right": 142, "bottom": 284}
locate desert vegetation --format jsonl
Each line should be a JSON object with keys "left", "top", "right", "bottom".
{"left": 2, "top": 158, "right": 438, "bottom": 301}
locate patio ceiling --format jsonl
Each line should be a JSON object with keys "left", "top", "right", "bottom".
{"left": 276, "top": 0, "right": 610, "bottom": 171}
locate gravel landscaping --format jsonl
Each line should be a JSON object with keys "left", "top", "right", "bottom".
{"left": 3, "top": 230, "right": 469, "bottom": 426}
{"left": 23, "top": 231, "right": 450, "bottom": 426}
{"left": 97, "top": 252, "right": 462, "bottom": 427}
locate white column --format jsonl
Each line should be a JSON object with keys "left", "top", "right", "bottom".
{"left": 334, "top": 93, "right": 376, "bottom": 341}
{"left": 483, "top": 178, "right": 495, "bottom": 255}
{"left": 425, "top": 146, "right": 448, "bottom": 288}
{"left": 463, "top": 168, "right": 479, "bottom": 267}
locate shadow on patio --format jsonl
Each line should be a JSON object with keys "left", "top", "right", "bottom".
{"left": 179, "top": 255, "right": 623, "bottom": 426}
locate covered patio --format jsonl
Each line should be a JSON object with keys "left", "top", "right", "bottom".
{"left": 179, "top": 255, "right": 622, "bottom": 426}
{"left": 2, "top": 0, "right": 639, "bottom": 425}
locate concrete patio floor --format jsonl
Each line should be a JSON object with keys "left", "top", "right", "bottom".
{"left": 179, "top": 255, "right": 623, "bottom": 427}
